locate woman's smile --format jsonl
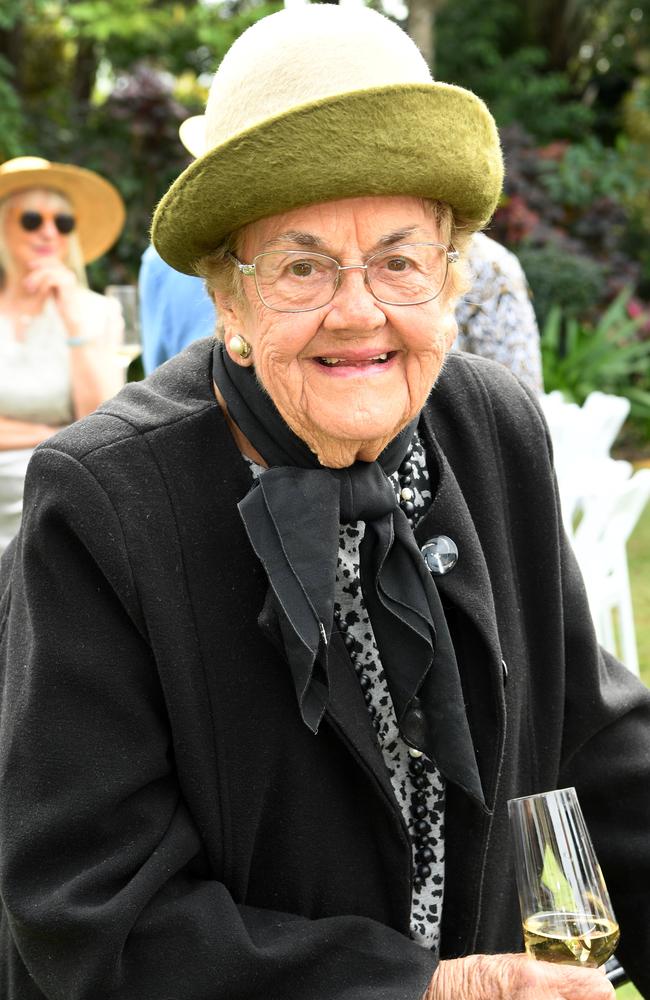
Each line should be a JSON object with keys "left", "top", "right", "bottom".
{"left": 311, "top": 348, "right": 397, "bottom": 374}
{"left": 215, "top": 196, "right": 458, "bottom": 467}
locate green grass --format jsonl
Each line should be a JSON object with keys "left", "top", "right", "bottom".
{"left": 628, "top": 497, "right": 650, "bottom": 689}
{"left": 618, "top": 983, "right": 643, "bottom": 999}
{"left": 609, "top": 494, "right": 649, "bottom": 997}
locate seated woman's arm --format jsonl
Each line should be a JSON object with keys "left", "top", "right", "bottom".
{"left": 65, "top": 294, "right": 125, "bottom": 418}
{"left": 0, "top": 414, "right": 58, "bottom": 449}
{"left": 23, "top": 260, "right": 125, "bottom": 419}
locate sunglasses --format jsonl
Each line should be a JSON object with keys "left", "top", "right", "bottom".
{"left": 19, "top": 210, "right": 76, "bottom": 235}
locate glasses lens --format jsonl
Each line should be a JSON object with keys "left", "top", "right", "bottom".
{"left": 55, "top": 214, "right": 75, "bottom": 235}
{"left": 367, "top": 243, "right": 449, "bottom": 304}
{"left": 18, "top": 211, "right": 75, "bottom": 235}
{"left": 254, "top": 251, "right": 338, "bottom": 311}
{"left": 20, "top": 211, "right": 42, "bottom": 232}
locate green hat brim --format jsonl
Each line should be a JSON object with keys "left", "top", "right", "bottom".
{"left": 152, "top": 83, "right": 503, "bottom": 275}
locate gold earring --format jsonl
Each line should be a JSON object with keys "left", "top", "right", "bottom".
{"left": 230, "top": 334, "right": 252, "bottom": 360}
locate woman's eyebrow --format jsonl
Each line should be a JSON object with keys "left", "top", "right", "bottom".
{"left": 261, "top": 225, "right": 425, "bottom": 254}
{"left": 262, "top": 230, "right": 325, "bottom": 250}
{"left": 374, "top": 226, "right": 422, "bottom": 249}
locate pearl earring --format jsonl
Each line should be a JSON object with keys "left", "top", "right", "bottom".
{"left": 230, "top": 334, "right": 252, "bottom": 360}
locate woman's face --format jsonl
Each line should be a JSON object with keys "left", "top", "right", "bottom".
{"left": 216, "top": 196, "right": 458, "bottom": 467}
{"left": 3, "top": 189, "right": 73, "bottom": 275}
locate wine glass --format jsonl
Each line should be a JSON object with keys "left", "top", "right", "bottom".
{"left": 508, "top": 787, "right": 619, "bottom": 968}
{"left": 105, "top": 285, "right": 141, "bottom": 375}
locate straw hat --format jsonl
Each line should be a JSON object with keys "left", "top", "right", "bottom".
{"left": 153, "top": 4, "right": 503, "bottom": 276}
{"left": 0, "top": 157, "right": 125, "bottom": 263}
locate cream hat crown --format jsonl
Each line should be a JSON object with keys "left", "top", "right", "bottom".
{"left": 154, "top": 4, "right": 503, "bottom": 274}
{"left": 206, "top": 5, "right": 432, "bottom": 148}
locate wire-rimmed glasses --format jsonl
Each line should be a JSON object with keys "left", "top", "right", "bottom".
{"left": 229, "top": 242, "right": 459, "bottom": 313}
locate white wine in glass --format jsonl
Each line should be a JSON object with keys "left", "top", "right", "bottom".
{"left": 508, "top": 787, "right": 619, "bottom": 969}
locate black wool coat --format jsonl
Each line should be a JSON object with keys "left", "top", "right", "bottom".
{"left": 1, "top": 340, "right": 649, "bottom": 1000}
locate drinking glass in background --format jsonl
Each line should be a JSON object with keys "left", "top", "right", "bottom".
{"left": 508, "top": 787, "right": 619, "bottom": 969}
{"left": 105, "top": 285, "right": 141, "bottom": 375}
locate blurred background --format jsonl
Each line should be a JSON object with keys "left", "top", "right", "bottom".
{"left": 2, "top": 0, "right": 649, "bottom": 451}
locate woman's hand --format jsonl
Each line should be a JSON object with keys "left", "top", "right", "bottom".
{"left": 22, "top": 259, "right": 80, "bottom": 333}
{"left": 423, "top": 954, "right": 615, "bottom": 1000}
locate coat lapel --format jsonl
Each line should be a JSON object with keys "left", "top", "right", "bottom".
{"left": 414, "top": 433, "right": 502, "bottom": 688}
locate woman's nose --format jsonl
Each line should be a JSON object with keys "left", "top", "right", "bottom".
{"left": 39, "top": 218, "right": 59, "bottom": 239}
{"left": 322, "top": 266, "right": 385, "bottom": 331}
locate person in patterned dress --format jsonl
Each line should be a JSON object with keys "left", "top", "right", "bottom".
{"left": 455, "top": 232, "right": 544, "bottom": 393}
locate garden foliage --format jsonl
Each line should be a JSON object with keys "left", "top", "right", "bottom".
{"left": 0, "top": 0, "right": 649, "bottom": 436}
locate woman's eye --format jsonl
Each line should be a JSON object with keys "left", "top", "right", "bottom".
{"left": 289, "top": 260, "right": 315, "bottom": 277}
{"left": 385, "top": 257, "right": 410, "bottom": 272}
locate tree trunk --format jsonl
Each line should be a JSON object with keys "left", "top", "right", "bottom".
{"left": 71, "top": 38, "right": 98, "bottom": 106}
{"left": 0, "top": 19, "right": 25, "bottom": 95}
{"left": 407, "top": 0, "right": 441, "bottom": 75}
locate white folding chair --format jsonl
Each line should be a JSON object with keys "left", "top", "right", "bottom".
{"left": 580, "top": 391, "right": 630, "bottom": 458}
{"left": 572, "top": 469, "right": 650, "bottom": 675}
{"left": 539, "top": 392, "right": 633, "bottom": 540}
{"left": 539, "top": 393, "right": 587, "bottom": 537}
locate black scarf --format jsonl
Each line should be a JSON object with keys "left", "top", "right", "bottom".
{"left": 213, "top": 343, "right": 484, "bottom": 806}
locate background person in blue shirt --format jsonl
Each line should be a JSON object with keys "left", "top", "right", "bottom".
{"left": 138, "top": 243, "right": 216, "bottom": 375}
{"left": 138, "top": 114, "right": 216, "bottom": 375}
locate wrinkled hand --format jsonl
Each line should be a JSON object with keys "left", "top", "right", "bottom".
{"left": 423, "top": 954, "right": 615, "bottom": 1000}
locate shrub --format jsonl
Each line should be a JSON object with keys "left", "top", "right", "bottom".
{"left": 517, "top": 244, "right": 604, "bottom": 329}
{"left": 541, "top": 290, "right": 650, "bottom": 425}
{"left": 492, "top": 126, "right": 644, "bottom": 319}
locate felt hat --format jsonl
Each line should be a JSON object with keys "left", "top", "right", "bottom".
{"left": 153, "top": 4, "right": 504, "bottom": 275}
{"left": 178, "top": 115, "right": 206, "bottom": 159}
{"left": 0, "top": 156, "right": 125, "bottom": 263}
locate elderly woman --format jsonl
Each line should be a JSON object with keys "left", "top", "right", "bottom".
{"left": 0, "top": 157, "right": 125, "bottom": 551}
{"left": 0, "top": 8, "right": 648, "bottom": 1000}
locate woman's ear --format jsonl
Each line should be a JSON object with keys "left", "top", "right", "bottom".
{"left": 213, "top": 292, "right": 255, "bottom": 366}
{"left": 443, "top": 315, "right": 458, "bottom": 351}
{"left": 211, "top": 289, "right": 240, "bottom": 334}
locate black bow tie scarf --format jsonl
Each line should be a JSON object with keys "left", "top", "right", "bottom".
{"left": 212, "top": 343, "right": 483, "bottom": 805}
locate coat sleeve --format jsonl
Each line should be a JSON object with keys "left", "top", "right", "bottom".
{"left": 514, "top": 375, "right": 650, "bottom": 996}
{"left": 0, "top": 446, "right": 435, "bottom": 1000}
{"left": 558, "top": 530, "right": 650, "bottom": 996}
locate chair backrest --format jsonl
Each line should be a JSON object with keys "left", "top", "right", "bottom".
{"left": 580, "top": 391, "right": 630, "bottom": 458}
{"left": 574, "top": 468, "right": 650, "bottom": 558}
{"left": 539, "top": 392, "right": 634, "bottom": 536}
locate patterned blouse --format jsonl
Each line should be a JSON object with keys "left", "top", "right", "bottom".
{"left": 247, "top": 430, "right": 444, "bottom": 953}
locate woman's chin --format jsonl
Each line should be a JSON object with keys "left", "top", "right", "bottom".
{"left": 296, "top": 414, "right": 408, "bottom": 465}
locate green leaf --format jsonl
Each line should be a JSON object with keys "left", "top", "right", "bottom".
{"left": 540, "top": 845, "right": 579, "bottom": 912}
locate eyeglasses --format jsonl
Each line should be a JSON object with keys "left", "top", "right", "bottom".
{"left": 229, "top": 242, "right": 459, "bottom": 313}
{"left": 19, "top": 210, "right": 76, "bottom": 235}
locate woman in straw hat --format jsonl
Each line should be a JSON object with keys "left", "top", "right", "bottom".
{"left": 0, "top": 156, "right": 125, "bottom": 551}
{"left": 0, "top": 7, "right": 648, "bottom": 999}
